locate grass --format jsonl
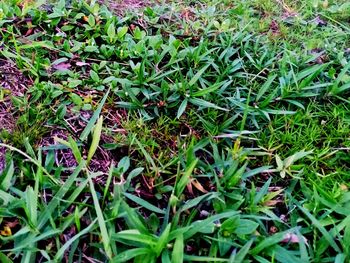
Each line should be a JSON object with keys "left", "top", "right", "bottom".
{"left": 0, "top": 0, "right": 350, "bottom": 261}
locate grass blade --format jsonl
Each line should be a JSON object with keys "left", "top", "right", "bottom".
{"left": 295, "top": 202, "right": 341, "bottom": 252}
{"left": 87, "top": 115, "right": 103, "bottom": 164}
{"left": 155, "top": 223, "right": 172, "bottom": 256}
{"left": 112, "top": 248, "right": 152, "bottom": 263}
{"left": 177, "top": 99, "right": 188, "bottom": 119}
{"left": 112, "top": 230, "right": 157, "bottom": 246}
{"left": 54, "top": 219, "right": 97, "bottom": 261}
{"left": 80, "top": 89, "right": 110, "bottom": 141}
{"left": 229, "top": 239, "right": 253, "bottom": 263}
{"left": 189, "top": 64, "right": 210, "bottom": 86}
{"left": 1, "top": 160, "right": 14, "bottom": 191}
{"left": 172, "top": 234, "right": 184, "bottom": 263}
{"left": 124, "top": 192, "right": 165, "bottom": 214}
{"left": 37, "top": 161, "right": 85, "bottom": 229}
{"left": 183, "top": 255, "right": 228, "bottom": 262}
{"left": 87, "top": 171, "right": 113, "bottom": 259}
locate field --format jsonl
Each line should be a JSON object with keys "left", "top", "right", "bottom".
{"left": 1, "top": 0, "right": 350, "bottom": 262}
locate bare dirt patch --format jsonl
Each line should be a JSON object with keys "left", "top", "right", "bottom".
{"left": 0, "top": 59, "right": 30, "bottom": 95}
{"left": 0, "top": 59, "right": 33, "bottom": 172}
{"left": 99, "top": 0, "right": 151, "bottom": 15}
{"left": 0, "top": 59, "right": 31, "bottom": 131}
{"left": 40, "top": 113, "right": 119, "bottom": 175}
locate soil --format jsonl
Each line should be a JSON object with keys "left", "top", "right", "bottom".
{"left": 99, "top": 0, "right": 151, "bottom": 15}
{"left": 0, "top": 59, "right": 33, "bottom": 172}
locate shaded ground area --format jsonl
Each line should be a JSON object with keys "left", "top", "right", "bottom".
{"left": 40, "top": 125, "right": 118, "bottom": 173}
{"left": 0, "top": 59, "right": 31, "bottom": 130}
{"left": 0, "top": 59, "right": 32, "bottom": 172}
{"left": 99, "top": 0, "right": 150, "bottom": 14}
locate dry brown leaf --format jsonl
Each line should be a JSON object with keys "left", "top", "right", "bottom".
{"left": 0, "top": 226, "right": 12, "bottom": 236}
{"left": 76, "top": 61, "right": 89, "bottom": 66}
{"left": 187, "top": 182, "right": 194, "bottom": 196}
{"left": 281, "top": 233, "right": 308, "bottom": 244}
{"left": 340, "top": 184, "right": 348, "bottom": 191}
{"left": 53, "top": 62, "right": 71, "bottom": 71}
{"left": 191, "top": 179, "right": 208, "bottom": 193}
{"left": 264, "top": 200, "right": 281, "bottom": 206}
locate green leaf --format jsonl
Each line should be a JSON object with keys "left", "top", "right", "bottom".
{"left": 88, "top": 14, "right": 95, "bottom": 27}
{"left": 296, "top": 202, "right": 341, "bottom": 253}
{"left": 113, "top": 229, "right": 157, "bottom": 246}
{"left": 273, "top": 245, "right": 305, "bottom": 263}
{"left": 112, "top": 248, "right": 152, "bottom": 263}
{"left": 133, "top": 136, "right": 157, "bottom": 171}
{"left": 242, "top": 166, "right": 272, "bottom": 180}
{"left": 37, "top": 161, "right": 85, "bottom": 229}
{"left": 68, "top": 79, "right": 82, "bottom": 88}
{"left": 189, "top": 98, "right": 228, "bottom": 111}
{"left": 283, "top": 150, "right": 312, "bottom": 168}
{"left": 180, "top": 193, "right": 218, "bottom": 212}
{"left": 184, "top": 211, "right": 239, "bottom": 239}
{"left": 87, "top": 115, "right": 103, "bottom": 164}
{"left": 0, "top": 189, "right": 15, "bottom": 205}
{"left": 90, "top": 70, "right": 100, "bottom": 82}
{"left": 87, "top": 171, "right": 113, "bottom": 259}
{"left": 251, "top": 229, "right": 295, "bottom": 255}
{"left": 344, "top": 219, "right": 350, "bottom": 254}
{"left": 70, "top": 93, "right": 83, "bottom": 105}
{"left": 256, "top": 74, "right": 277, "bottom": 101}
{"left": 125, "top": 167, "right": 144, "bottom": 189}
{"left": 103, "top": 163, "right": 115, "bottom": 204}
{"left": 121, "top": 201, "right": 149, "bottom": 234}
{"left": 331, "top": 83, "right": 350, "bottom": 95}
{"left": 192, "top": 81, "right": 224, "bottom": 97}
{"left": 68, "top": 137, "right": 82, "bottom": 163}
{"left": 229, "top": 239, "right": 253, "bottom": 263}
{"left": 276, "top": 155, "right": 283, "bottom": 170}
{"left": 80, "top": 89, "right": 110, "bottom": 141}
{"left": 124, "top": 192, "right": 165, "bottom": 214}
{"left": 234, "top": 219, "right": 259, "bottom": 235}
{"left": 107, "top": 23, "right": 116, "bottom": 41}
{"left": 189, "top": 64, "right": 210, "bottom": 86}
{"left": 162, "top": 250, "right": 172, "bottom": 263}
{"left": 175, "top": 159, "right": 198, "bottom": 197}
{"left": 172, "top": 234, "right": 184, "bottom": 263}
{"left": 335, "top": 63, "right": 350, "bottom": 86}
{"left": 1, "top": 160, "right": 14, "bottom": 191}
{"left": 0, "top": 143, "right": 59, "bottom": 184}
{"left": 155, "top": 223, "right": 172, "bottom": 256}
{"left": 118, "top": 156, "right": 130, "bottom": 173}
{"left": 298, "top": 64, "right": 328, "bottom": 88}
{"left": 117, "top": 26, "right": 129, "bottom": 39}
{"left": 254, "top": 177, "right": 271, "bottom": 205}
{"left": 54, "top": 219, "right": 97, "bottom": 261}
{"left": 296, "top": 64, "right": 327, "bottom": 82}
{"left": 24, "top": 137, "right": 36, "bottom": 159}
{"left": 12, "top": 229, "right": 62, "bottom": 252}
{"left": 0, "top": 252, "right": 13, "bottom": 263}
{"left": 183, "top": 255, "right": 228, "bottom": 262}
{"left": 25, "top": 186, "right": 38, "bottom": 227}
{"left": 334, "top": 253, "right": 346, "bottom": 263}
{"left": 177, "top": 99, "right": 188, "bottom": 119}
